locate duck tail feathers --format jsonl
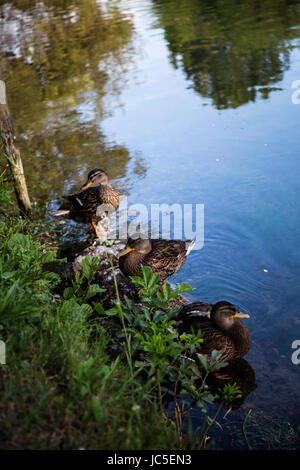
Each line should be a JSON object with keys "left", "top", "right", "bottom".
{"left": 185, "top": 239, "right": 195, "bottom": 256}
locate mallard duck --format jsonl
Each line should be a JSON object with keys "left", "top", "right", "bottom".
{"left": 119, "top": 237, "right": 194, "bottom": 281}
{"left": 52, "top": 169, "right": 120, "bottom": 237}
{"left": 176, "top": 300, "right": 251, "bottom": 361}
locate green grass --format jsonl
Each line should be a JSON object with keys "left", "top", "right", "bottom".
{"left": 0, "top": 225, "right": 179, "bottom": 449}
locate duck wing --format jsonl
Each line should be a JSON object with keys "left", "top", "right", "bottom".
{"left": 145, "top": 239, "right": 193, "bottom": 280}
{"left": 177, "top": 301, "right": 213, "bottom": 318}
{"left": 177, "top": 302, "right": 212, "bottom": 333}
{"left": 65, "top": 187, "right": 100, "bottom": 211}
{"left": 51, "top": 187, "right": 101, "bottom": 223}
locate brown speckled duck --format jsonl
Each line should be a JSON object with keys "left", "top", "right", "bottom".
{"left": 119, "top": 237, "right": 194, "bottom": 281}
{"left": 52, "top": 169, "right": 120, "bottom": 237}
{"left": 176, "top": 300, "right": 251, "bottom": 361}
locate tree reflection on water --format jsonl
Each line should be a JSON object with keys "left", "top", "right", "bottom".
{"left": 152, "top": 0, "right": 300, "bottom": 109}
{"left": 0, "top": 0, "right": 142, "bottom": 206}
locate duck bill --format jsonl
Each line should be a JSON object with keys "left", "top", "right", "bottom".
{"left": 119, "top": 247, "right": 133, "bottom": 257}
{"left": 234, "top": 311, "right": 250, "bottom": 319}
{"left": 81, "top": 180, "right": 93, "bottom": 191}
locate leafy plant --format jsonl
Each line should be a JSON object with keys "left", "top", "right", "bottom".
{"left": 100, "top": 263, "right": 230, "bottom": 444}
{"left": 218, "top": 383, "right": 242, "bottom": 405}
{"left": 0, "top": 172, "right": 12, "bottom": 215}
{"left": 63, "top": 255, "right": 105, "bottom": 304}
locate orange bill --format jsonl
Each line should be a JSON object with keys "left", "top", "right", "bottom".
{"left": 81, "top": 180, "right": 93, "bottom": 190}
{"left": 234, "top": 311, "right": 250, "bottom": 319}
{"left": 119, "top": 247, "right": 133, "bottom": 257}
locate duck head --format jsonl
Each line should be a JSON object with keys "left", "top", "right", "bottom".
{"left": 208, "top": 301, "right": 250, "bottom": 331}
{"left": 119, "top": 237, "right": 152, "bottom": 257}
{"left": 81, "top": 169, "right": 109, "bottom": 190}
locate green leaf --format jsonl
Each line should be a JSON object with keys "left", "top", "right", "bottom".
{"left": 210, "top": 349, "right": 223, "bottom": 365}
{"left": 148, "top": 273, "right": 160, "bottom": 289}
{"left": 200, "top": 392, "right": 215, "bottom": 404}
{"left": 169, "top": 283, "right": 195, "bottom": 298}
{"left": 63, "top": 287, "right": 74, "bottom": 300}
{"left": 41, "top": 250, "right": 59, "bottom": 263}
{"left": 211, "top": 362, "right": 228, "bottom": 370}
{"left": 92, "top": 302, "right": 105, "bottom": 315}
{"left": 81, "top": 304, "right": 93, "bottom": 316}
{"left": 143, "top": 309, "right": 151, "bottom": 321}
{"left": 82, "top": 259, "right": 92, "bottom": 279}
{"left": 86, "top": 284, "right": 105, "bottom": 299}
{"left": 104, "top": 307, "right": 119, "bottom": 316}
{"left": 129, "top": 276, "right": 145, "bottom": 287}
{"left": 141, "top": 265, "right": 153, "bottom": 285}
{"left": 197, "top": 353, "right": 209, "bottom": 371}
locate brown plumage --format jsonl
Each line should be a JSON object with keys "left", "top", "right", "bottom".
{"left": 52, "top": 169, "right": 120, "bottom": 236}
{"left": 176, "top": 300, "right": 251, "bottom": 361}
{"left": 118, "top": 237, "right": 194, "bottom": 281}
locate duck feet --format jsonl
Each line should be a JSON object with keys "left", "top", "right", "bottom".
{"left": 91, "top": 221, "right": 108, "bottom": 241}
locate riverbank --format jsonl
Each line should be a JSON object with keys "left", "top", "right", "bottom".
{"left": 0, "top": 180, "right": 299, "bottom": 450}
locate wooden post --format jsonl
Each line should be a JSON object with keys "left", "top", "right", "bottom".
{"left": 0, "top": 79, "right": 32, "bottom": 218}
